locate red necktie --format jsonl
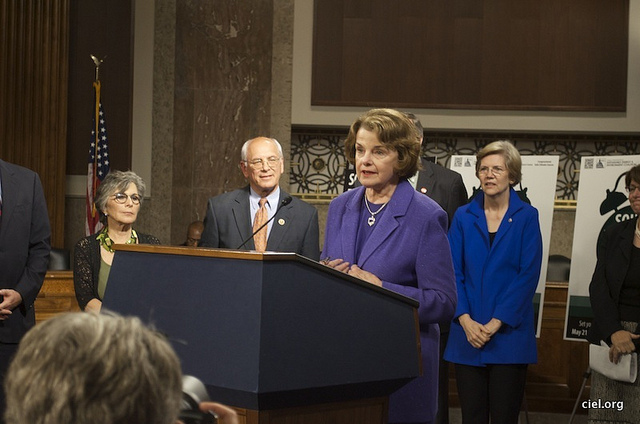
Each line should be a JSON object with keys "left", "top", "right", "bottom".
{"left": 252, "top": 198, "right": 268, "bottom": 252}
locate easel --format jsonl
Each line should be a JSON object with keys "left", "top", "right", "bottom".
{"left": 568, "top": 367, "right": 591, "bottom": 424}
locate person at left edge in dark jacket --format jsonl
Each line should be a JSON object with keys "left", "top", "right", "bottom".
{"left": 74, "top": 170, "right": 160, "bottom": 312}
{"left": 322, "top": 108, "right": 457, "bottom": 424}
{"left": 0, "top": 159, "right": 51, "bottom": 421}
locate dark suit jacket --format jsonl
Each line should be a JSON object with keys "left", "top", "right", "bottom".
{"left": 415, "top": 158, "right": 468, "bottom": 227}
{"left": 322, "top": 180, "right": 456, "bottom": 423}
{"left": 588, "top": 218, "right": 638, "bottom": 345}
{"left": 0, "top": 160, "right": 51, "bottom": 343}
{"left": 200, "top": 186, "right": 320, "bottom": 260}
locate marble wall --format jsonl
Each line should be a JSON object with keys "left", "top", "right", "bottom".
{"left": 166, "top": 0, "right": 297, "bottom": 244}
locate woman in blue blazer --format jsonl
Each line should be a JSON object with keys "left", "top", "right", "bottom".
{"left": 444, "top": 141, "right": 542, "bottom": 424}
{"left": 323, "top": 109, "right": 457, "bottom": 424}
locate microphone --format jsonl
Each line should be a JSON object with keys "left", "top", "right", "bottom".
{"left": 236, "top": 196, "right": 293, "bottom": 250}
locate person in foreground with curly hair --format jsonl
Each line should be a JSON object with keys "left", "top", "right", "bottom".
{"left": 4, "top": 312, "right": 238, "bottom": 424}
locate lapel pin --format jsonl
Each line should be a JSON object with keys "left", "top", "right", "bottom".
{"left": 420, "top": 187, "right": 427, "bottom": 194}
{"left": 508, "top": 218, "right": 512, "bottom": 223}
{"left": 278, "top": 218, "right": 285, "bottom": 226}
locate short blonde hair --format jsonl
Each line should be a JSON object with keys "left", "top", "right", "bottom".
{"left": 344, "top": 108, "right": 421, "bottom": 179}
{"left": 476, "top": 140, "right": 522, "bottom": 186}
{"left": 4, "top": 312, "right": 182, "bottom": 424}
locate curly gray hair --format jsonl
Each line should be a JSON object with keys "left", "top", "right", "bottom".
{"left": 94, "top": 170, "right": 146, "bottom": 223}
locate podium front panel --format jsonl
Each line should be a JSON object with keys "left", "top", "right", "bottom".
{"left": 104, "top": 251, "right": 264, "bottom": 392}
{"left": 103, "top": 247, "right": 420, "bottom": 410}
{"left": 259, "top": 260, "right": 419, "bottom": 390}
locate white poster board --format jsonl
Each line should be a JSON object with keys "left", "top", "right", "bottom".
{"left": 450, "top": 155, "right": 559, "bottom": 337}
{"left": 564, "top": 156, "right": 640, "bottom": 341}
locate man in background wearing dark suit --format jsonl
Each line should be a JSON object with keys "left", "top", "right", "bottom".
{"left": 200, "top": 137, "right": 320, "bottom": 260}
{"left": 404, "top": 113, "right": 468, "bottom": 226}
{"left": 405, "top": 113, "right": 467, "bottom": 424}
{"left": 0, "top": 159, "right": 51, "bottom": 419}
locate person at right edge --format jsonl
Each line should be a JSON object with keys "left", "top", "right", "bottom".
{"left": 587, "top": 164, "right": 640, "bottom": 424}
{"left": 444, "top": 140, "right": 542, "bottom": 424}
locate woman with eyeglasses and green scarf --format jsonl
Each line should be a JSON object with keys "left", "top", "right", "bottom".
{"left": 73, "top": 170, "right": 160, "bottom": 312}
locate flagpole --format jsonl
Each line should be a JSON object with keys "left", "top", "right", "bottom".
{"left": 86, "top": 54, "right": 108, "bottom": 235}
{"left": 90, "top": 55, "right": 103, "bottom": 226}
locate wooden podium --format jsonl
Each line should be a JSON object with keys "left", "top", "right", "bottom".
{"left": 103, "top": 245, "right": 421, "bottom": 424}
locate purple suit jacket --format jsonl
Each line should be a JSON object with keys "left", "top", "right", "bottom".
{"left": 322, "top": 179, "right": 456, "bottom": 423}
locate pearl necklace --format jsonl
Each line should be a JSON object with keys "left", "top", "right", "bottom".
{"left": 363, "top": 195, "right": 389, "bottom": 227}
{"left": 635, "top": 222, "right": 640, "bottom": 239}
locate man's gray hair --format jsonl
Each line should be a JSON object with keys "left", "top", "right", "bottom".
{"left": 240, "top": 137, "right": 283, "bottom": 161}
{"left": 4, "top": 312, "right": 182, "bottom": 424}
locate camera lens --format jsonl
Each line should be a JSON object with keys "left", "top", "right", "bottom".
{"left": 179, "top": 375, "right": 218, "bottom": 424}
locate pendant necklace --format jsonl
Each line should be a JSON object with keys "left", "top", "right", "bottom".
{"left": 364, "top": 195, "right": 389, "bottom": 227}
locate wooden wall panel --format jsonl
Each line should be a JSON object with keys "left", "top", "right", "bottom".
{"left": 0, "top": 0, "right": 69, "bottom": 248}
{"left": 312, "top": 0, "right": 629, "bottom": 111}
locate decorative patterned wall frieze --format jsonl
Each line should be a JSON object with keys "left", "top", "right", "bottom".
{"left": 290, "top": 126, "right": 640, "bottom": 204}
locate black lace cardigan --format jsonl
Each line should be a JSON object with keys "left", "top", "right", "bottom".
{"left": 73, "top": 232, "right": 161, "bottom": 310}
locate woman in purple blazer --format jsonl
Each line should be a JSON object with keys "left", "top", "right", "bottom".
{"left": 322, "top": 108, "right": 457, "bottom": 424}
{"left": 444, "top": 141, "right": 542, "bottom": 424}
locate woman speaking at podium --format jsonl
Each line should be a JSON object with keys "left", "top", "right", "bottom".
{"left": 322, "top": 108, "right": 457, "bottom": 424}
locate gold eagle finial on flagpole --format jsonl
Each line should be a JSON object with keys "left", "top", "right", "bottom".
{"left": 89, "top": 54, "right": 106, "bottom": 81}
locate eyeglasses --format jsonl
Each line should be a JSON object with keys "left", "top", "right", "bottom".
{"left": 186, "top": 237, "right": 200, "bottom": 246}
{"left": 626, "top": 185, "right": 640, "bottom": 194}
{"left": 112, "top": 193, "right": 142, "bottom": 205}
{"left": 478, "top": 166, "right": 506, "bottom": 176}
{"left": 245, "top": 156, "right": 281, "bottom": 169}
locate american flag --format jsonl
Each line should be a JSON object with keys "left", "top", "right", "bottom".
{"left": 85, "top": 80, "right": 110, "bottom": 235}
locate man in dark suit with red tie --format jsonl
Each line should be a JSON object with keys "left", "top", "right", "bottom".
{"left": 0, "top": 159, "right": 51, "bottom": 418}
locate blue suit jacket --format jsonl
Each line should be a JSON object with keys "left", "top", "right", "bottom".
{"left": 0, "top": 160, "right": 51, "bottom": 343}
{"left": 200, "top": 186, "right": 320, "bottom": 260}
{"left": 444, "top": 188, "right": 542, "bottom": 366}
{"left": 322, "top": 180, "right": 456, "bottom": 423}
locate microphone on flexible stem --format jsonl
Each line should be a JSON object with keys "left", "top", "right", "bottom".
{"left": 236, "top": 196, "right": 293, "bottom": 250}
